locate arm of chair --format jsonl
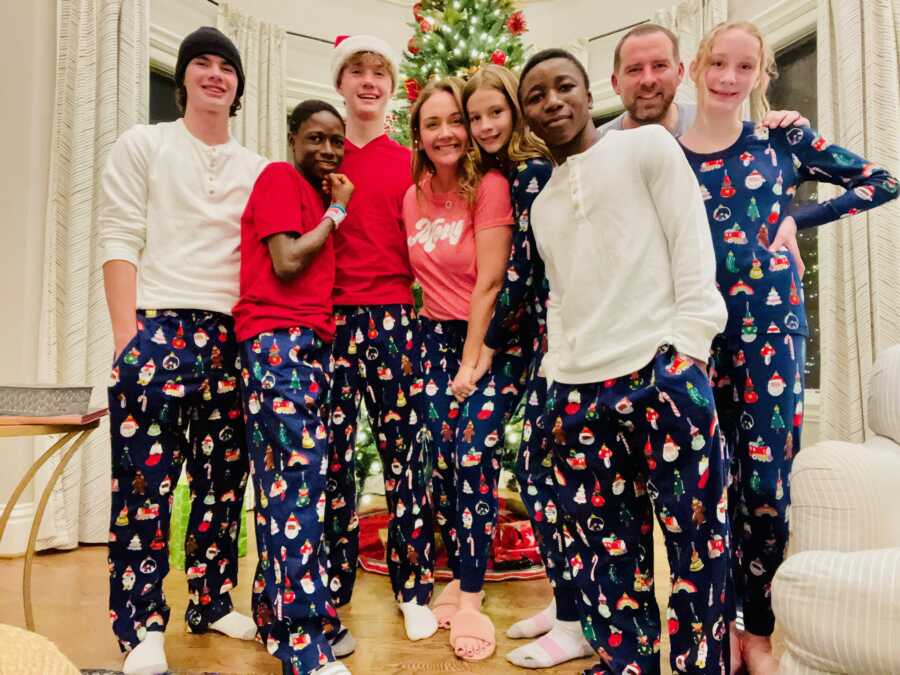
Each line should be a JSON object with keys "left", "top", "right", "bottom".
{"left": 773, "top": 548, "right": 900, "bottom": 675}
{"left": 789, "top": 441, "right": 900, "bottom": 554}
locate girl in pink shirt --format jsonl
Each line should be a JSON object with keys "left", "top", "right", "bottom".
{"left": 402, "top": 78, "right": 520, "bottom": 662}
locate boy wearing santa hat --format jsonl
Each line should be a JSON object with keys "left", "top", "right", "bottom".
{"left": 324, "top": 35, "right": 436, "bottom": 647}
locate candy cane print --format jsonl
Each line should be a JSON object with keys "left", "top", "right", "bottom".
{"left": 658, "top": 390, "right": 681, "bottom": 417}
{"left": 784, "top": 334, "right": 795, "bottom": 360}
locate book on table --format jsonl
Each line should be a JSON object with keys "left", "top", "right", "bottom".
{"left": 0, "top": 408, "right": 108, "bottom": 426}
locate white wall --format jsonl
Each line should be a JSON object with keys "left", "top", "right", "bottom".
{"left": 0, "top": 0, "right": 57, "bottom": 554}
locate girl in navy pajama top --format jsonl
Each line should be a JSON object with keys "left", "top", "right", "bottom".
{"left": 463, "top": 65, "right": 595, "bottom": 670}
{"left": 680, "top": 20, "right": 898, "bottom": 674}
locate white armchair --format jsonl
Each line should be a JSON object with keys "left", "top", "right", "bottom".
{"left": 772, "top": 345, "right": 900, "bottom": 674}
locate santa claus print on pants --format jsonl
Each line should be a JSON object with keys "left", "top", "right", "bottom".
{"left": 240, "top": 327, "right": 340, "bottom": 674}
{"left": 107, "top": 309, "right": 249, "bottom": 652}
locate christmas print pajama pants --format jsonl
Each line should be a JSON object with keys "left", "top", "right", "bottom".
{"left": 548, "top": 346, "right": 731, "bottom": 675}
{"left": 324, "top": 304, "right": 433, "bottom": 606}
{"left": 241, "top": 328, "right": 339, "bottom": 675}
{"left": 515, "top": 352, "right": 579, "bottom": 620}
{"left": 711, "top": 333, "right": 805, "bottom": 637}
{"left": 108, "top": 309, "right": 249, "bottom": 651}
{"left": 419, "top": 317, "right": 526, "bottom": 593}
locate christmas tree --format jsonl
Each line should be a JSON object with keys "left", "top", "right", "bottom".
{"left": 387, "top": 0, "right": 529, "bottom": 146}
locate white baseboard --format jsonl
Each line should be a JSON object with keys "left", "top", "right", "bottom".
{"left": 0, "top": 501, "right": 35, "bottom": 557}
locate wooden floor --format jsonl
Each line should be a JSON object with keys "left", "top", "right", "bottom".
{"left": 0, "top": 523, "right": 685, "bottom": 674}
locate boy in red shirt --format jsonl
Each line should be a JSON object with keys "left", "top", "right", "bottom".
{"left": 233, "top": 99, "right": 354, "bottom": 675}
{"left": 324, "top": 35, "right": 436, "bottom": 645}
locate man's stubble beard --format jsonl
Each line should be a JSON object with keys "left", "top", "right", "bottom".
{"left": 627, "top": 91, "right": 676, "bottom": 126}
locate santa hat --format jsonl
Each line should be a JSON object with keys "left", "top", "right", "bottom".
{"left": 331, "top": 34, "right": 399, "bottom": 89}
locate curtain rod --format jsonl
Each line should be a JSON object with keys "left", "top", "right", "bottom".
{"left": 205, "top": 0, "right": 333, "bottom": 44}
{"left": 588, "top": 19, "right": 649, "bottom": 43}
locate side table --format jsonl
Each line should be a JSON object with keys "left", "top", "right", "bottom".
{"left": 0, "top": 417, "right": 104, "bottom": 631}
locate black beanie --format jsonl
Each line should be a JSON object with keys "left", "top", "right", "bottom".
{"left": 175, "top": 27, "right": 245, "bottom": 101}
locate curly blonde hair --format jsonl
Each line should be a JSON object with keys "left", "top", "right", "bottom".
{"left": 690, "top": 20, "right": 778, "bottom": 120}
{"left": 409, "top": 77, "right": 480, "bottom": 205}
{"left": 461, "top": 64, "right": 551, "bottom": 172}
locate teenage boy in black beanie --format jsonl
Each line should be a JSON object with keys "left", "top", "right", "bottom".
{"left": 99, "top": 26, "right": 266, "bottom": 675}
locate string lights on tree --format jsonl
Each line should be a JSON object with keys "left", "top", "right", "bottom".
{"left": 386, "top": 0, "right": 529, "bottom": 147}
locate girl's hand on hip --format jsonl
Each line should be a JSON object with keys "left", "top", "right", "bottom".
{"left": 769, "top": 215, "right": 806, "bottom": 278}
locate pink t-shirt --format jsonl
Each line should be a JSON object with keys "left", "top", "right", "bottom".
{"left": 403, "top": 170, "right": 513, "bottom": 321}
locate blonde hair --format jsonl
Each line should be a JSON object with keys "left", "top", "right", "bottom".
{"left": 690, "top": 20, "right": 777, "bottom": 119}
{"left": 461, "top": 64, "right": 551, "bottom": 172}
{"left": 409, "top": 77, "right": 480, "bottom": 205}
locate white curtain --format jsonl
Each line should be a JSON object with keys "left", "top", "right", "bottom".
{"left": 217, "top": 2, "right": 287, "bottom": 160}
{"left": 816, "top": 0, "right": 900, "bottom": 442}
{"left": 652, "top": 0, "right": 728, "bottom": 106}
{"left": 35, "top": 0, "right": 149, "bottom": 549}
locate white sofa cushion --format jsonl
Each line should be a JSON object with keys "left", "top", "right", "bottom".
{"left": 773, "top": 548, "right": 900, "bottom": 675}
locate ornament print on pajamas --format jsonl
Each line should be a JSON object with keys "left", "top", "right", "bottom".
{"left": 420, "top": 317, "right": 526, "bottom": 592}
{"left": 483, "top": 159, "right": 575, "bottom": 603}
{"left": 550, "top": 348, "right": 730, "bottom": 675}
{"left": 324, "top": 304, "right": 434, "bottom": 606}
{"left": 683, "top": 122, "right": 898, "bottom": 636}
{"left": 108, "top": 309, "right": 249, "bottom": 651}
{"left": 242, "top": 328, "right": 337, "bottom": 675}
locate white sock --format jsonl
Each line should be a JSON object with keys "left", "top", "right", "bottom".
{"left": 123, "top": 631, "right": 167, "bottom": 675}
{"left": 313, "top": 662, "right": 352, "bottom": 675}
{"left": 507, "top": 599, "right": 556, "bottom": 639}
{"left": 330, "top": 628, "right": 357, "bottom": 658}
{"left": 209, "top": 610, "right": 257, "bottom": 640}
{"left": 506, "top": 620, "right": 595, "bottom": 668}
{"left": 399, "top": 601, "right": 439, "bottom": 641}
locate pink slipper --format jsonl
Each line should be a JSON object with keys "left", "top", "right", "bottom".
{"left": 450, "top": 608, "right": 496, "bottom": 662}
{"left": 431, "top": 581, "right": 461, "bottom": 629}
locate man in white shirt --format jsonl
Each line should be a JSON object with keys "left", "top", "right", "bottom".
{"left": 99, "top": 27, "right": 266, "bottom": 675}
{"left": 519, "top": 48, "right": 730, "bottom": 674}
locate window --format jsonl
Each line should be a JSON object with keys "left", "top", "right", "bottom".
{"left": 768, "top": 34, "right": 819, "bottom": 389}
{"left": 150, "top": 68, "right": 181, "bottom": 124}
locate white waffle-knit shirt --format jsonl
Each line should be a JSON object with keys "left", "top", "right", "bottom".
{"left": 98, "top": 119, "right": 268, "bottom": 315}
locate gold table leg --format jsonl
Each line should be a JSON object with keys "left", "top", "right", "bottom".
{"left": 0, "top": 432, "right": 77, "bottom": 546}
{"left": 21, "top": 429, "right": 94, "bottom": 631}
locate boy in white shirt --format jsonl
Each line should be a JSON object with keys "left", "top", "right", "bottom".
{"left": 519, "top": 48, "right": 730, "bottom": 674}
{"left": 99, "top": 26, "right": 266, "bottom": 675}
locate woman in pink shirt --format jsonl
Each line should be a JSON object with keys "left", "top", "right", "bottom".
{"left": 402, "top": 77, "right": 520, "bottom": 662}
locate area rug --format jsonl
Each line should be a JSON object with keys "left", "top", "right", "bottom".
{"left": 358, "top": 497, "right": 547, "bottom": 581}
